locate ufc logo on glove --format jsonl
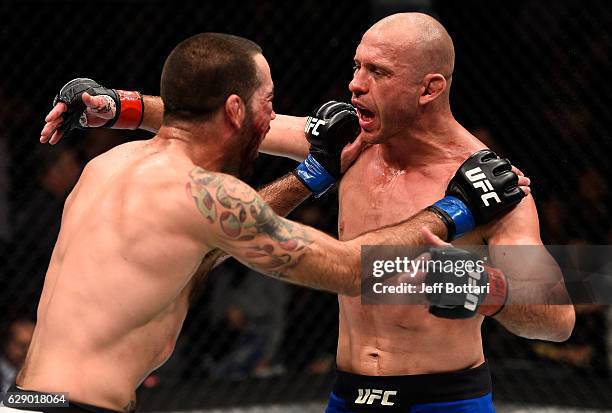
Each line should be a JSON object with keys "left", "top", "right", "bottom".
{"left": 466, "top": 167, "right": 501, "bottom": 206}
{"left": 304, "top": 117, "right": 327, "bottom": 136}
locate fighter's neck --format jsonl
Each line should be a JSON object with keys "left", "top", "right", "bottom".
{"left": 378, "top": 119, "right": 480, "bottom": 169}
{"left": 156, "top": 124, "right": 239, "bottom": 175}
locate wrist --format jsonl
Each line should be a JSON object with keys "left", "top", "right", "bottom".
{"left": 428, "top": 196, "right": 475, "bottom": 240}
{"left": 293, "top": 154, "right": 336, "bottom": 198}
{"left": 106, "top": 90, "right": 144, "bottom": 129}
{"left": 478, "top": 266, "right": 508, "bottom": 317}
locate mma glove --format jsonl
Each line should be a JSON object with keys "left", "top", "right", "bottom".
{"left": 427, "top": 150, "right": 525, "bottom": 240}
{"left": 293, "top": 101, "right": 360, "bottom": 197}
{"left": 425, "top": 247, "right": 508, "bottom": 319}
{"left": 53, "top": 78, "right": 143, "bottom": 135}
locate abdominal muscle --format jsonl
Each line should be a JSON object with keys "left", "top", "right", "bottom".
{"left": 336, "top": 145, "right": 486, "bottom": 376}
{"left": 336, "top": 296, "right": 485, "bottom": 375}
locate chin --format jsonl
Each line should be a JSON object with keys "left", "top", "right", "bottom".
{"left": 360, "top": 129, "right": 386, "bottom": 144}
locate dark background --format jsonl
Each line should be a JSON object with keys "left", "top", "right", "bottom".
{"left": 0, "top": 0, "right": 611, "bottom": 410}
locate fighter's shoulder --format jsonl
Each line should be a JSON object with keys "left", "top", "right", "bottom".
{"left": 187, "top": 168, "right": 270, "bottom": 245}
{"left": 187, "top": 168, "right": 259, "bottom": 211}
{"left": 82, "top": 140, "right": 148, "bottom": 174}
{"left": 188, "top": 167, "right": 253, "bottom": 191}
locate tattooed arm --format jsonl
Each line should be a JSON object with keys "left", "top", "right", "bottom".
{"left": 189, "top": 167, "right": 361, "bottom": 295}
{"left": 258, "top": 173, "right": 311, "bottom": 217}
{"left": 189, "top": 168, "right": 454, "bottom": 295}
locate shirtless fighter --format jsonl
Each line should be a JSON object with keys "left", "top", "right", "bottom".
{"left": 21, "top": 29, "right": 530, "bottom": 413}
{"left": 40, "top": 13, "right": 573, "bottom": 413}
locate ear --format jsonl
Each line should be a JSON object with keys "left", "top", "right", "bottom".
{"left": 418, "top": 74, "right": 447, "bottom": 105}
{"left": 225, "top": 94, "right": 246, "bottom": 129}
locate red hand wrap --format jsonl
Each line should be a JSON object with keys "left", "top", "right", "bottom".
{"left": 479, "top": 266, "right": 508, "bottom": 317}
{"left": 114, "top": 90, "right": 143, "bottom": 129}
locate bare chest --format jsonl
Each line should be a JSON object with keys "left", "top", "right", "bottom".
{"left": 339, "top": 162, "right": 451, "bottom": 240}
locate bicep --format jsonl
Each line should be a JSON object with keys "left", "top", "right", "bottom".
{"left": 487, "top": 195, "right": 541, "bottom": 247}
{"left": 487, "top": 195, "right": 562, "bottom": 283}
{"left": 188, "top": 167, "right": 312, "bottom": 276}
{"left": 188, "top": 167, "right": 359, "bottom": 293}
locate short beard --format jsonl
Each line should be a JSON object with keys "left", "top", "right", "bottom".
{"left": 236, "top": 108, "right": 260, "bottom": 179}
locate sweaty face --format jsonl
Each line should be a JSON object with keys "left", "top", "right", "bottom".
{"left": 237, "top": 54, "right": 275, "bottom": 178}
{"left": 349, "top": 31, "right": 422, "bottom": 144}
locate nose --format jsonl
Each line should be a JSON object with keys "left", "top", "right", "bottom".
{"left": 270, "top": 110, "right": 276, "bottom": 121}
{"left": 349, "top": 70, "right": 368, "bottom": 97}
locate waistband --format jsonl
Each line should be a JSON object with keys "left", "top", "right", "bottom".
{"left": 4, "top": 385, "right": 124, "bottom": 413}
{"left": 333, "top": 362, "right": 492, "bottom": 410}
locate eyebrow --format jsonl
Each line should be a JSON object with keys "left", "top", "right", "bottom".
{"left": 368, "top": 63, "right": 393, "bottom": 75}
{"left": 354, "top": 58, "right": 393, "bottom": 75}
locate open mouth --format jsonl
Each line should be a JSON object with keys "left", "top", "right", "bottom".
{"left": 357, "top": 107, "right": 375, "bottom": 122}
{"left": 352, "top": 100, "right": 375, "bottom": 119}
{"left": 352, "top": 101, "right": 376, "bottom": 129}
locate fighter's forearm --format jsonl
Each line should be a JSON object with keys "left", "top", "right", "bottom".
{"left": 139, "top": 95, "right": 164, "bottom": 133}
{"left": 263, "top": 212, "right": 448, "bottom": 296}
{"left": 259, "top": 115, "right": 309, "bottom": 161}
{"left": 312, "top": 210, "right": 448, "bottom": 295}
{"left": 253, "top": 175, "right": 360, "bottom": 295}
{"left": 258, "top": 173, "right": 311, "bottom": 217}
{"left": 352, "top": 210, "right": 449, "bottom": 246}
{"left": 492, "top": 281, "right": 575, "bottom": 342}
{"left": 139, "top": 99, "right": 309, "bottom": 161}
{"left": 193, "top": 175, "right": 453, "bottom": 296}
{"left": 485, "top": 243, "right": 576, "bottom": 342}
{"left": 210, "top": 173, "right": 311, "bottom": 268}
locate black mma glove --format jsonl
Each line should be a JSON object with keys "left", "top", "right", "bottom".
{"left": 425, "top": 247, "right": 508, "bottom": 319}
{"left": 53, "top": 78, "right": 143, "bottom": 135}
{"left": 427, "top": 149, "right": 525, "bottom": 239}
{"left": 293, "top": 101, "right": 360, "bottom": 197}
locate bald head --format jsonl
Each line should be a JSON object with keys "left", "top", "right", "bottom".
{"left": 365, "top": 13, "right": 454, "bottom": 80}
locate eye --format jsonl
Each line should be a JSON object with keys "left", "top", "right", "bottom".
{"left": 352, "top": 63, "right": 360, "bottom": 72}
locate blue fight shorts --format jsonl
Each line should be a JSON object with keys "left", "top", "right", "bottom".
{"left": 325, "top": 362, "right": 495, "bottom": 413}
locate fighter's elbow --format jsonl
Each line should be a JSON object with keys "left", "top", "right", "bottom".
{"left": 340, "top": 273, "right": 362, "bottom": 297}
{"left": 536, "top": 305, "right": 575, "bottom": 342}
{"left": 507, "top": 304, "right": 575, "bottom": 342}
{"left": 549, "top": 305, "right": 576, "bottom": 342}
{"left": 342, "top": 286, "right": 361, "bottom": 297}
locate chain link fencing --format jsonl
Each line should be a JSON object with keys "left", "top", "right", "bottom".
{"left": 0, "top": 0, "right": 611, "bottom": 411}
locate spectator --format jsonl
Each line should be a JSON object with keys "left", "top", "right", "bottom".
{"left": 208, "top": 261, "right": 290, "bottom": 380}
{"left": 0, "top": 318, "right": 35, "bottom": 395}
{"left": 9, "top": 146, "right": 83, "bottom": 311}
{"left": 81, "top": 129, "right": 127, "bottom": 161}
{"left": 574, "top": 168, "right": 610, "bottom": 242}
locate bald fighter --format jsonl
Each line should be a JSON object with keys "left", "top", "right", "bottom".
{"left": 23, "top": 29, "right": 530, "bottom": 413}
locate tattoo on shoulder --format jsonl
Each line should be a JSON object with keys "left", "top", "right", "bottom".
{"left": 188, "top": 168, "right": 312, "bottom": 276}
